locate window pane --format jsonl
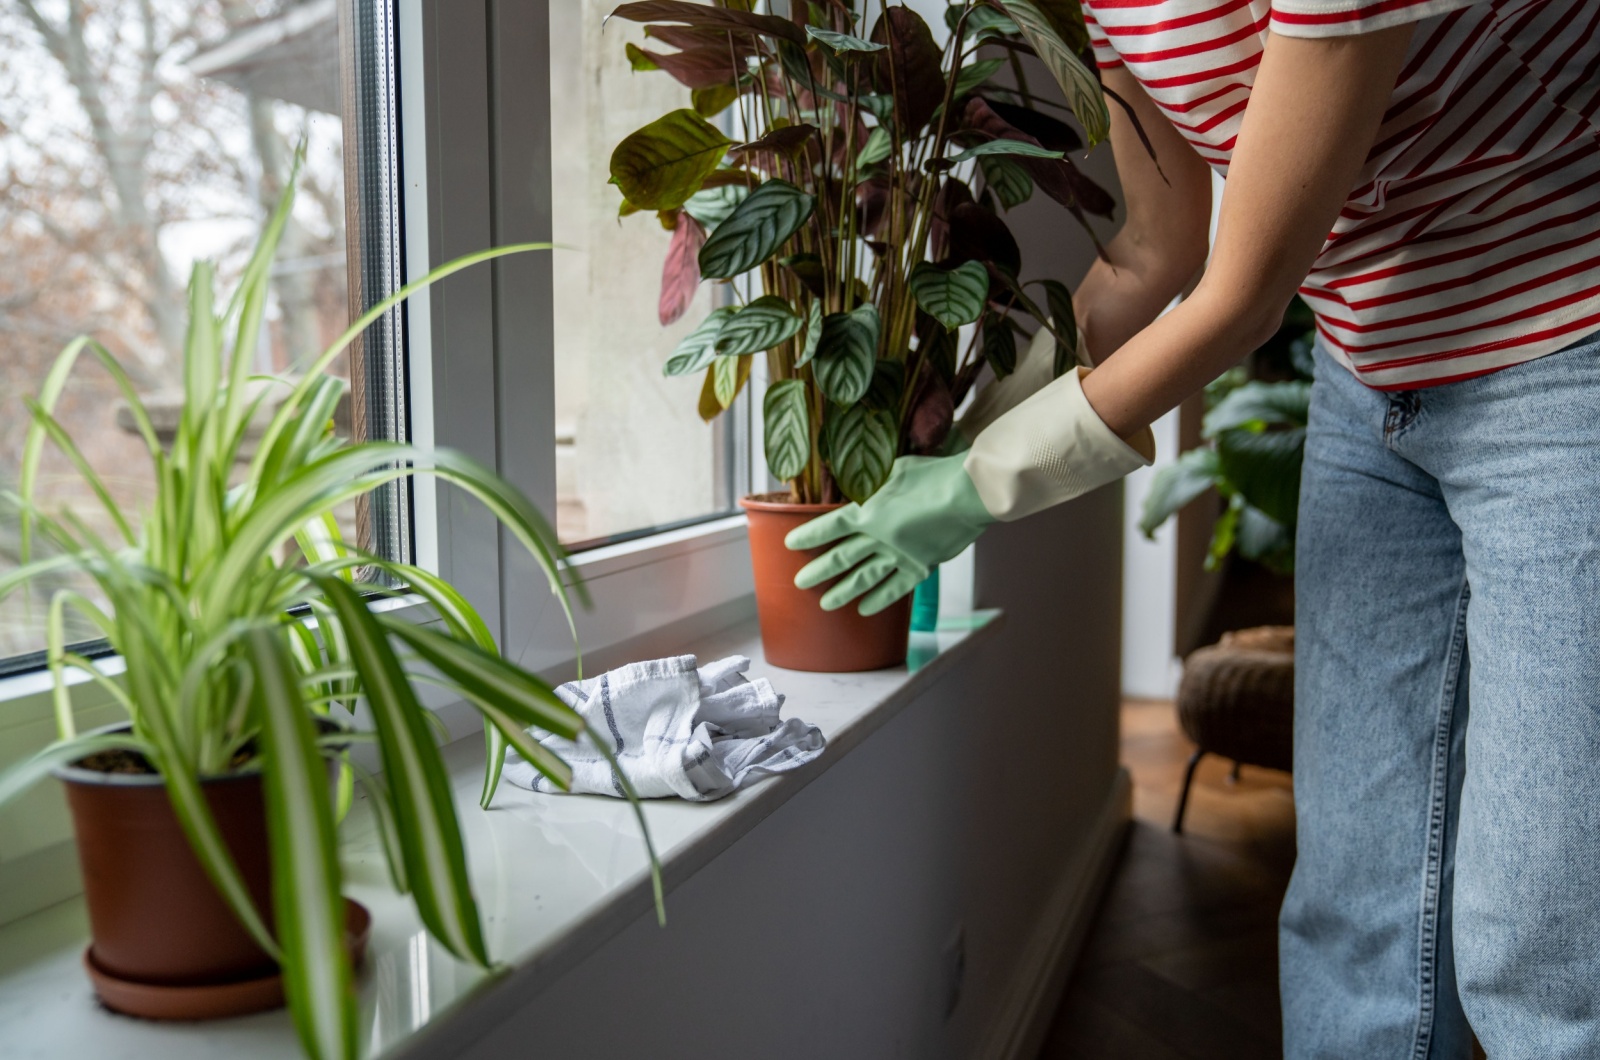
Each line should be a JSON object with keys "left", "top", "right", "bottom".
{"left": 0, "top": 0, "right": 393, "bottom": 664}
{"left": 549, "top": 1, "right": 735, "bottom": 547}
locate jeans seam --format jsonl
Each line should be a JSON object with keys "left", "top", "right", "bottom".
{"left": 1411, "top": 581, "right": 1471, "bottom": 1060}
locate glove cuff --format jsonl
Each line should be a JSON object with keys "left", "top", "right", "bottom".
{"left": 962, "top": 367, "right": 1154, "bottom": 521}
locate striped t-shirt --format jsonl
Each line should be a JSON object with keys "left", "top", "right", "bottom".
{"left": 1082, "top": 0, "right": 1600, "bottom": 388}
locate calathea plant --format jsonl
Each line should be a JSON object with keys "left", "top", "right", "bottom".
{"left": 0, "top": 174, "right": 658, "bottom": 1060}
{"left": 609, "top": 0, "right": 1130, "bottom": 503}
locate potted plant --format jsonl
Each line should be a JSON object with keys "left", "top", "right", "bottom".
{"left": 607, "top": 0, "right": 1124, "bottom": 670}
{"left": 0, "top": 176, "right": 658, "bottom": 1059}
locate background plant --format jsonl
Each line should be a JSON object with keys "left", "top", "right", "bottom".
{"left": 611, "top": 0, "right": 1134, "bottom": 504}
{"left": 1139, "top": 301, "right": 1316, "bottom": 574}
{"left": 0, "top": 177, "right": 660, "bottom": 1060}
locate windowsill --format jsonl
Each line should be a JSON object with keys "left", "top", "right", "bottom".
{"left": 0, "top": 608, "right": 1002, "bottom": 1059}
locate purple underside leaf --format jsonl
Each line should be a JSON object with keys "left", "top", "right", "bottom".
{"left": 629, "top": 42, "right": 744, "bottom": 90}
{"left": 730, "top": 123, "right": 819, "bottom": 157}
{"left": 659, "top": 214, "right": 706, "bottom": 327}
{"left": 869, "top": 6, "right": 945, "bottom": 135}
{"left": 907, "top": 368, "right": 955, "bottom": 455}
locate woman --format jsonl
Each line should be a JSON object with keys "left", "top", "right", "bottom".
{"left": 787, "top": 0, "right": 1600, "bottom": 1054}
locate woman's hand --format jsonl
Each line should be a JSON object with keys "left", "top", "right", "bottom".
{"left": 1082, "top": 26, "right": 1415, "bottom": 439}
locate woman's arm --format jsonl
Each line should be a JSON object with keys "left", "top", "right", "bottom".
{"left": 1074, "top": 66, "right": 1215, "bottom": 363}
{"left": 1082, "top": 26, "right": 1414, "bottom": 437}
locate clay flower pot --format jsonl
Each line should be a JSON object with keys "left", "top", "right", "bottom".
{"left": 58, "top": 756, "right": 368, "bottom": 1021}
{"left": 741, "top": 494, "right": 912, "bottom": 672}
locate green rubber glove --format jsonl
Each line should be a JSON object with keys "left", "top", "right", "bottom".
{"left": 784, "top": 454, "right": 994, "bottom": 616}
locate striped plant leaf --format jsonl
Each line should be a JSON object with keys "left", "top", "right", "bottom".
{"left": 664, "top": 307, "right": 735, "bottom": 376}
{"left": 247, "top": 628, "right": 355, "bottom": 1060}
{"left": 311, "top": 576, "right": 489, "bottom": 967}
{"left": 824, "top": 405, "right": 897, "bottom": 503}
{"left": 909, "top": 261, "right": 990, "bottom": 330}
{"left": 946, "top": 139, "right": 1064, "bottom": 165}
{"left": 762, "top": 379, "right": 811, "bottom": 483}
{"left": 698, "top": 179, "right": 816, "bottom": 280}
{"left": 979, "top": 155, "right": 1034, "bottom": 209}
{"left": 812, "top": 304, "right": 881, "bottom": 405}
{"left": 796, "top": 299, "right": 824, "bottom": 368}
{"left": 999, "top": 0, "right": 1110, "bottom": 144}
{"left": 714, "top": 296, "right": 803, "bottom": 357}
{"left": 805, "top": 24, "right": 885, "bottom": 54}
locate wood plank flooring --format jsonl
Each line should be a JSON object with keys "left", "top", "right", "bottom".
{"left": 1038, "top": 700, "right": 1488, "bottom": 1060}
{"left": 1036, "top": 698, "right": 1297, "bottom": 1059}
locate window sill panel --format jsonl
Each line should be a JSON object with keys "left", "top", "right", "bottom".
{"left": 0, "top": 610, "right": 1001, "bottom": 1060}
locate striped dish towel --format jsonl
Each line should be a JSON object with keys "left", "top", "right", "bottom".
{"left": 501, "top": 655, "right": 824, "bottom": 801}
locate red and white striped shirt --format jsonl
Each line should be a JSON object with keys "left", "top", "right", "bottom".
{"left": 1082, "top": 0, "right": 1600, "bottom": 388}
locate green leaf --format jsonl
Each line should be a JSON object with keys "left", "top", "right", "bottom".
{"left": 1039, "top": 279, "right": 1080, "bottom": 376}
{"left": 1139, "top": 448, "right": 1223, "bottom": 537}
{"left": 625, "top": 41, "right": 660, "bottom": 72}
{"left": 953, "top": 57, "right": 1006, "bottom": 98}
{"left": 946, "top": 139, "right": 1065, "bottom": 165}
{"left": 698, "top": 179, "right": 817, "bottom": 279}
{"left": 663, "top": 307, "right": 735, "bottom": 376}
{"left": 763, "top": 379, "right": 811, "bottom": 482}
{"left": 812, "top": 304, "right": 881, "bottom": 405}
{"left": 805, "top": 24, "right": 886, "bottom": 54}
{"left": 983, "top": 315, "right": 1018, "bottom": 377}
{"left": 609, "top": 109, "right": 732, "bottom": 212}
{"left": 713, "top": 354, "right": 750, "bottom": 409}
{"left": 999, "top": 0, "right": 1110, "bottom": 144}
{"left": 863, "top": 360, "right": 906, "bottom": 414}
{"left": 797, "top": 299, "right": 824, "bottom": 367}
{"left": 682, "top": 181, "right": 749, "bottom": 229}
{"left": 691, "top": 83, "right": 740, "bottom": 118}
{"left": 246, "top": 628, "right": 356, "bottom": 1060}
{"left": 1234, "top": 504, "right": 1295, "bottom": 571}
{"left": 859, "top": 93, "right": 895, "bottom": 123}
{"left": 714, "top": 296, "right": 803, "bottom": 356}
{"left": 948, "top": 5, "right": 1020, "bottom": 39}
{"left": 979, "top": 155, "right": 1034, "bottom": 210}
{"left": 1216, "top": 428, "right": 1305, "bottom": 527}
{"left": 311, "top": 577, "right": 489, "bottom": 968}
{"left": 1203, "top": 380, "right": 1312, "bottom": 436}
{"left": 825, "top": 405, "right": 897, "bottom": 503}
{"left": 856, "top": 126, "right": 893, "bottom": 169}
{"left": 909, "top": 261, "right": 990, "bottom": 329}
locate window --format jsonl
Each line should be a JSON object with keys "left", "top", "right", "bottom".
{"left": 547, "top": 0, "right": 744, "bottom": 548}
{"left": 0, "top": 0, "right": 405, "bottom": 669}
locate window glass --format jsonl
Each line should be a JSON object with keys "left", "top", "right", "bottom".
{"left": 548, "top": 0, "right": 735, "bottom": 547}
{"left": 0, "top": 0, "right": 371, "bottom": 663}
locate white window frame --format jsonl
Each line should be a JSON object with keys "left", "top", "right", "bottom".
{"left": 0, "top": 0, "right": 758, "bottom": 928}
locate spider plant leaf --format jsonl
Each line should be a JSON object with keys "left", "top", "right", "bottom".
{"left": 345, "top": 758, "right": 409, "bottom": 894}
{"left": 22, "top": 399, "right": 135, "bottom": 546}
{"left": 714, "top": 296, "right": 803, "bottom": 357}
{"left": 0, "top": 731, "right": 152, "bottom": 806}
{"left": 762, "top": 379, "right": 811, "bottom": 483}
{"left": 697, "top": 179, "right": 816, "bottom": 280}
{"left": 312, "top": 576, "right": 490, "bottom": 967}
{"left": 578, "top": 719, "right": 666, "bottom": 925}
{"left": 998, "top": 0, "right": 1110, "bottom": 144}
{"left": 812, "top": 304, "right": 881, "bottom": 405}
{"left": 256, "top": 241, "right": 556, "bottom": 481}
{"left": 908, "top": 261, "right": 990, "bottom": 330}
{"left": 225, "top": 150, "right": 302, "bottom": 442}
{"left": 245, "top": 627, "right": 356, "bottom": 1060}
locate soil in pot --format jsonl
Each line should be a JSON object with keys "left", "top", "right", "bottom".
{"left": 741, "top": 493, "right": 913, "bottom": 672}
{"left": 60, "top": 750, "right": 367, "bottom": 1020}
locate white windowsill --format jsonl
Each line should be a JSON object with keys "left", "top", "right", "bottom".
{"left": 0, "top": 609, "right": 1002, "bottom": 1060}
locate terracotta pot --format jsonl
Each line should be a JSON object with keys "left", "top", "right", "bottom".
{"left": 59, "top": 762, "right": 279, "bottom": 991}
{"left": 741, "top": 494, "right": 912, "bottom": 671}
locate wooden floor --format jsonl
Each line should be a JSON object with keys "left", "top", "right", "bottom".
{"left": 1036, "top": 698, "right": 1298, "bottom": 1059}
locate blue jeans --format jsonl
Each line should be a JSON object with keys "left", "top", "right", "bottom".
{"left": 1281, "top": 333, "right": 1600, "bottom": 1059}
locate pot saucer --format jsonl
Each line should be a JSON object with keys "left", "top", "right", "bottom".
{"left": 85, "top": 898, "right": 371, "bottom": 1021}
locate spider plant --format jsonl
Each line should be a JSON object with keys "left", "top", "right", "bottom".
{"left": 0, "top": 173, "right": 660, "bottom": 1060}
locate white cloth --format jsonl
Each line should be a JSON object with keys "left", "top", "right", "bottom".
{"left": 501, "top": 655, "right": 824, "bottom": 802}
